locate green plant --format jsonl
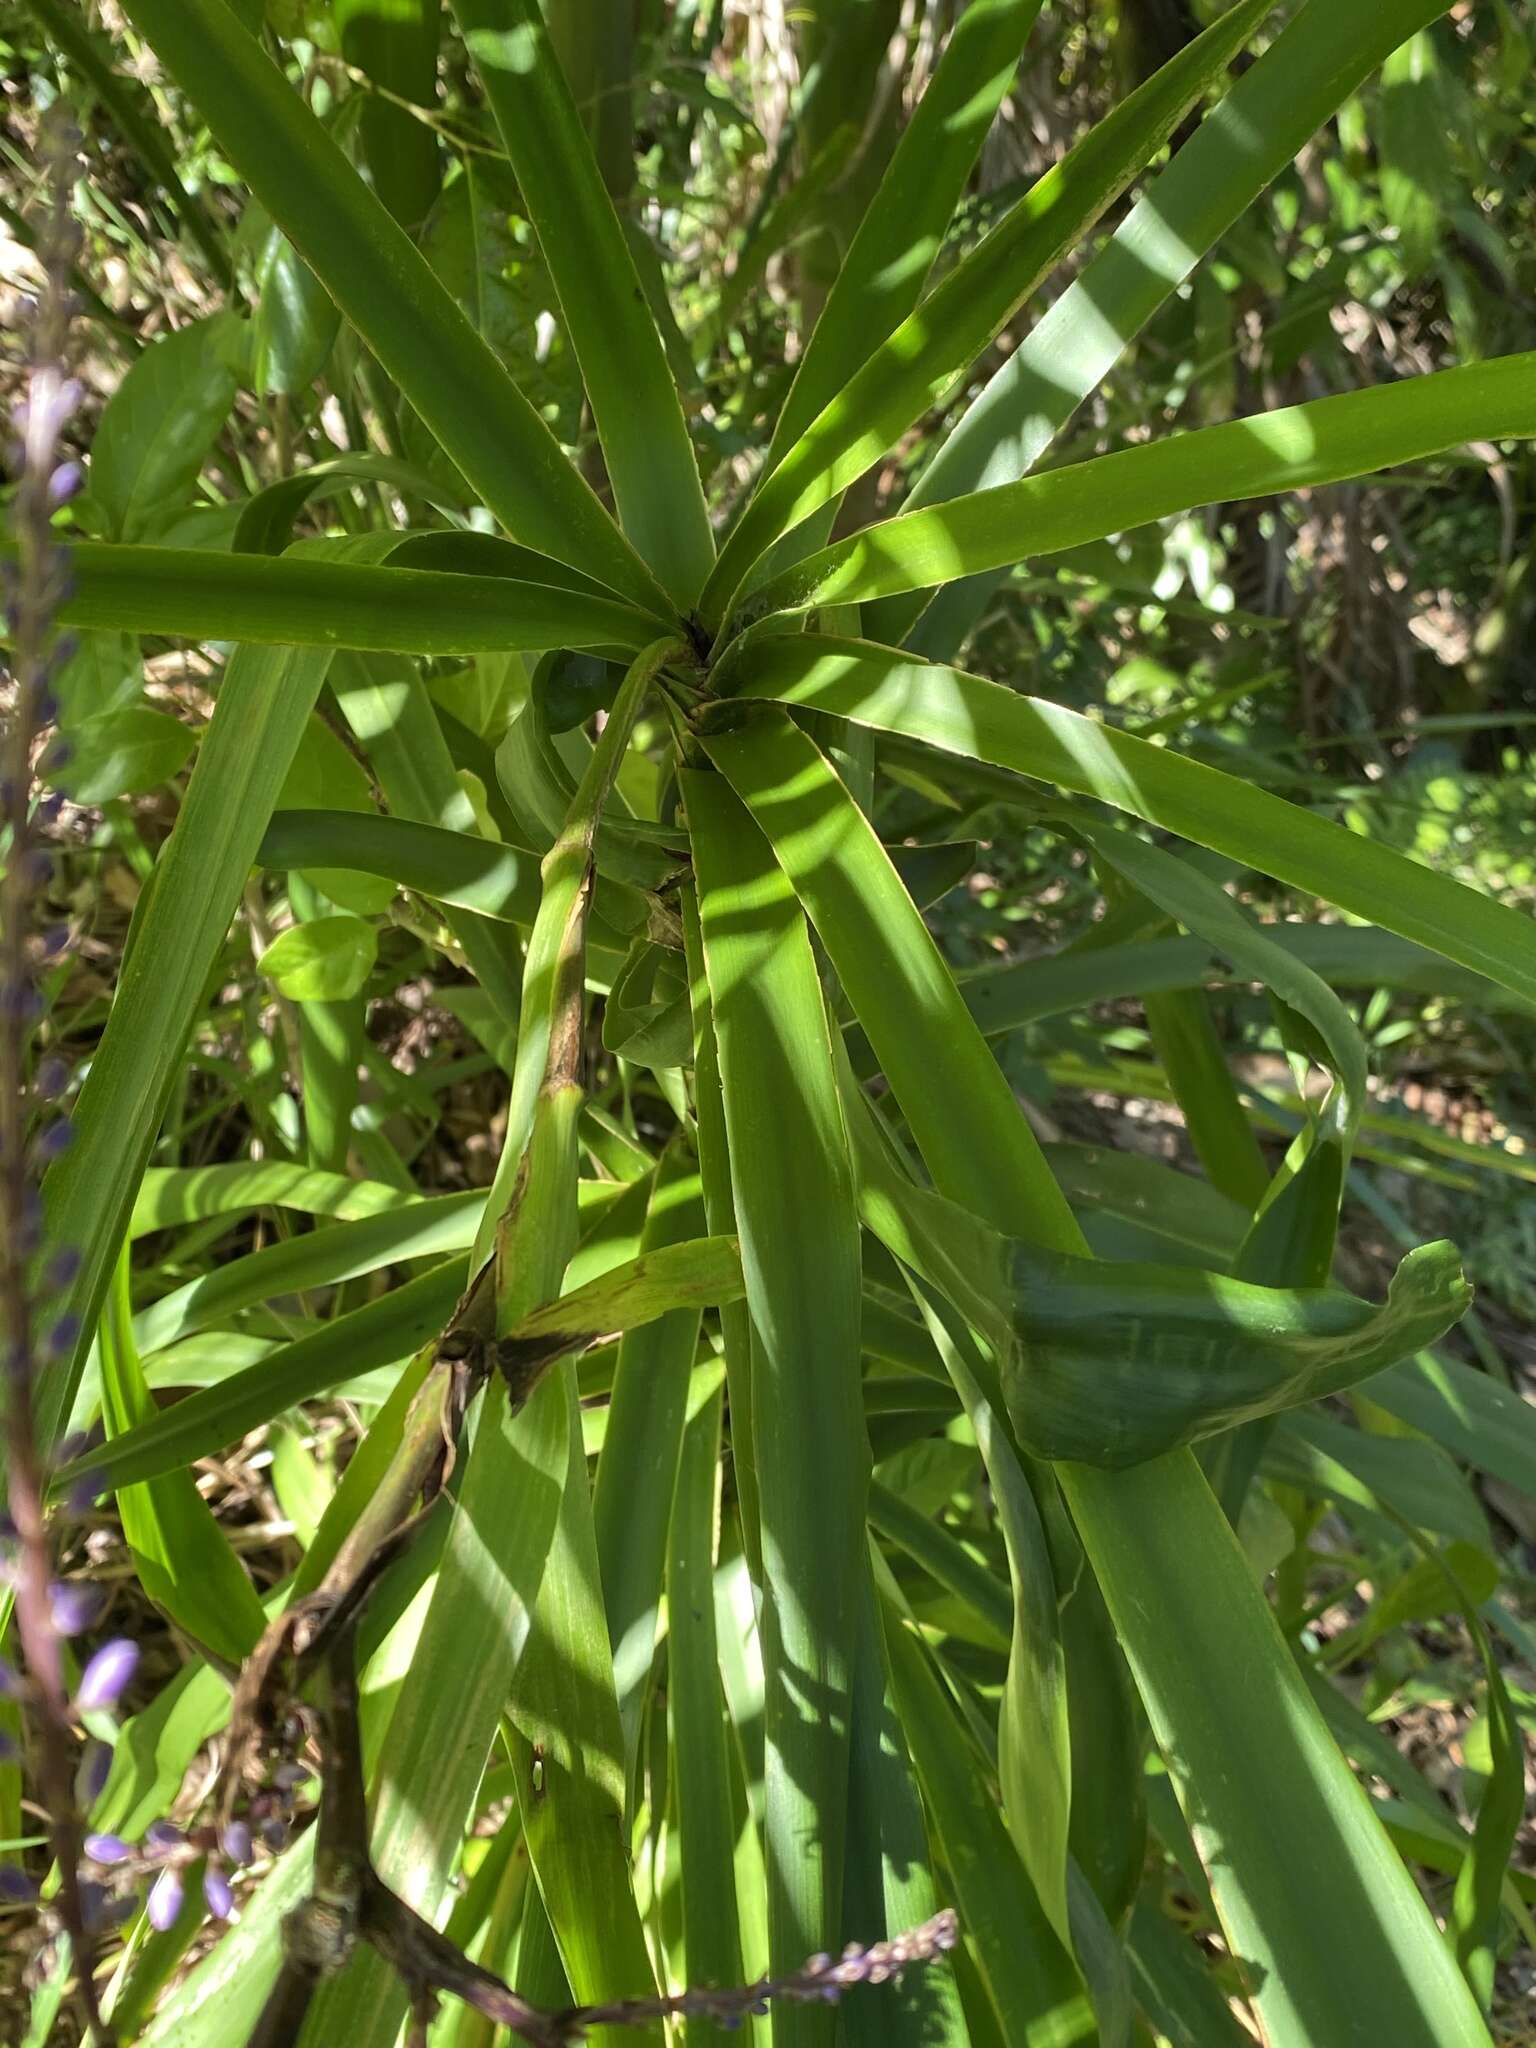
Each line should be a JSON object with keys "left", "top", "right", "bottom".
{"left": 8, "top": 2, "right": 1536, "bottom": 2045}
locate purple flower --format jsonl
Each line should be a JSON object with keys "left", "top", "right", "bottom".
{"left": 219, "top": 1820, "right": 252, "bottom": 1867}
{"left": 79, "top": 1880, "right": 111, "bottom": 1930}
{"left": 33, "top": 1054, "right": 70, "bottom": 1098}
{"left": 45, "top": 1243, "right": 81, "bottom": 1290}
{"left": 143, "top": 1819, "right": 183, "bottom": 1855}
{"left": 84, "top": 1832, "right": 131, "bottom": 1865}
{"left": 47, "top": 460, "right": 83, "bottom": 506}
{"left": 66, "top": 1471, "right": 104, "bottom": 1518}
{"left": 49, "top": 1579, "right": 104, "bottom": 1636}
{"left": 42, "top": 1312, "right": 82, "bottom": 1362}
{"left": 75, "top": 1637, "right": 138, "bottom": 1713}
{"left": 203, "top": 1867, "right": 233, "bottom": 1920}
{"left": 34, "top": 1119, "right": 72, "bottom": 1162}
{"left": 147, "top": 1867, "right": 183, "bottom": 1933}
{"left": 76, "top": 1738, "right": 112, "bottom": 1805}
{"left": 0, "top": 1866, "right": 37, "bottom": 1904}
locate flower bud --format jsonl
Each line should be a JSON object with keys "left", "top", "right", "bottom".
{"left": 75, "top": 1637, "right": 138, "bottom": 1713}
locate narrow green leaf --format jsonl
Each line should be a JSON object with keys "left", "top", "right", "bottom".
{"left": 130, "top": 1161, "right": 416, "bottom": 1235}
{"left": 1078, "top": 813, "right": 1370, "bottom": 1275}
{"left": 505, "top": 1369, "right": 659, "bottom": 2022}
{"left": 325, "top": 644, "right": 527, "bottom": 1026}
{"left": 702, "top": 707, "right": 1079, "bottom": 1251}
{"left": 451, "top": 0, "right": 714, "bottom": 602}
{"left": 335, "top": 0, "right": 442, "bottom": 227}
{"left": 700, "top": 0, "right": 1275, "bottom": 624}
{"left": 684, "top": 763, "right": 865, "bottom": 2044}
{"left": 680, "top": 887, "right": 762, "bottom": 1574}
{"left": 38, "top": 642, "right": 335, "bottom": 1455}
{"left": 258, "top": 810, "right": 539, "bottom": 929}
{"left": 731, "top": 637, "right": 1536, "bottom": 1007}
{"left": 1452, "top": 1613, "right": 1524, "bottom": 2010}
{"left": 748, "top": 353, "right": 1536, "bottom": 617}
{"left": 46, "top": 542, "right": 667, "bottom": 653}
{"left": 952, "top": 925, "right": 1536, "bottom": 1043}
{"left": 881, "top": 1605, "right": 1094, "bottom": 2048}
{"left": 911, "top": 1299, "right": 1072, "bottom": 1951}
{"left": 54, "top": 1258, "right": 467, "bottom": 1498}
{"left": 1139, "top": 985, "right": 1269, "bottom": 1210}
{"left": 1264, "top": 1412, "right": 1489, "bottom": 1551}
{"left": 1369, "top": 1351, "right": 1536, "bottom": 1497}
{"left": 131, "top": 1190, "right": 481, "bottom": 1356}
{"left": 868, "top": 1482, "right": 1011, "bottom": 1644}
{"left": 882, "top": 0, "right": 1456, "bottom": 655}
{"left": 589, "top": 1153, "right": 713, "bottom": 1749}
{"left": 667, "top": 1388, "right": 746, "bottom": 2048}
{"left": 504, "top": 1228, "right": 740, "bottom": 1367}
{"left": 764, "top": 0, "right": 1043, "bottom": 460}
{"left": 842, "top": 1570, "right": 973, "bottom": 2048}
{"left": 98, "top": 1247, "right": 265, "bottom": 1666}
{"left": 1063, "top": 1453, "right": 1493, "bottom": 2046}
{"left": 116, "top": 0, "right": 670, "bottom": 612}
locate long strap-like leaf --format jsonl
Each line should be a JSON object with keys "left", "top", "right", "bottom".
{"left": 873, "top": 0, "right": 1455, "bottom": 655}
{"left": 451, "top": 0, "right": 715, "bottom": 605}
{"left": 684, "top": 764, "right": 866, "bottom": 2048}
{"left": 38, "top": 642, "right": 336, "bottom": 1452}
{"left": 763, "top": 0, "right": 1044, "bottom": 463}
{"left": 747, "top": 352, "right": 1536, "bottom": 618}
{"left": 45, "top": 541, "right": 668, "bottom": 652}
{"left": 117, "top": 0, "right": 672, "bottom": 615}
{"left": 699, "top": 0, "right": 1275, "bottom": 627}
{"left": 728, "top": 634, "right": 1536, "bottom": 1008}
